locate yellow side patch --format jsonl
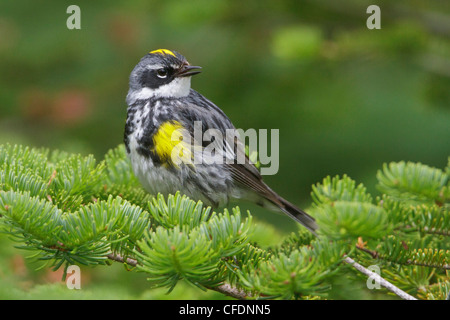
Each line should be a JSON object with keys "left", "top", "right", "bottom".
{"left": 149, "top": 49, "right": 176, "bottom": 57}
{"left": 153, "top": 121, "right": 194, "bottom": 167}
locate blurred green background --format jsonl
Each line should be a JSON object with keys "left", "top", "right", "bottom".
{"left": 0, "top": 0, "right": 449, "bottom": 299}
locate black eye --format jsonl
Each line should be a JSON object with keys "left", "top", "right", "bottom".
{"left": 156, "top": 68, "right": 168, "bottom": 78}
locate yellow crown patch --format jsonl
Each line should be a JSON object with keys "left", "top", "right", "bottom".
{"left": 149, "top": 49, "right": 176, "bottom": 57}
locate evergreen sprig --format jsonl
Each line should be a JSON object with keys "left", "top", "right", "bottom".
{"left": 377, "top": 161, "right": 449, "bottom": 205}
{"left": 136, "top": 204, "right": 252, "bottom": 291}
{"left": 237, "top": 239, "right": 346, "bottom": 299}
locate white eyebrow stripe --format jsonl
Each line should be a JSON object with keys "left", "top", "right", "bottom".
{"left": 146, "top": 64, "right": 164, "bottom": 70}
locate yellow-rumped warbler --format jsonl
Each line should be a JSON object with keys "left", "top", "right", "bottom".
{"left": 124, "top": 49, "right": 317, "bottom": 233}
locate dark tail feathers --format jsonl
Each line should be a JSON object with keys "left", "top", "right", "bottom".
{"left": 277, "top": 197, "right": 318, "bottom": 235}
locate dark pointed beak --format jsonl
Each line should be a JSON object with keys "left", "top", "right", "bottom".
{"left": 175, "top": 65, "right": 202, "bottom": 77}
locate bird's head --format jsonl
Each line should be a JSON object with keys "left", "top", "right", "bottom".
{"left": 127, "top": 49, "right": 201, "bottom": 103}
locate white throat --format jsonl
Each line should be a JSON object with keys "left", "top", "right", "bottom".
{"left": 127, "top": 77, "right": 191, "bottom": 104}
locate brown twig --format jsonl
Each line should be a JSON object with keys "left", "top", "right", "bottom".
{"left": 107, "top": 253, "right": 138, "bottom": 267}
{"left": 206, "top": 283, "right": 250, "bottom": 300}
{"left": 106, "top": 253, "right": 250, "bottom": 300}
{"left": 355, "top": 245, "right": 450, "bottom": 270}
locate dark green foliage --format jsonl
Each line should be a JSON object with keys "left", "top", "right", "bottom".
{"left": 0, "top": 143, "right": 448, "bottom": 299}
